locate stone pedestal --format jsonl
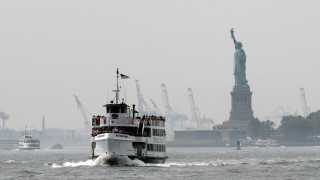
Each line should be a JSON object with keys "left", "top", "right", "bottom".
{"left": 224, "top": 87, "right": 254, "bottom": 130}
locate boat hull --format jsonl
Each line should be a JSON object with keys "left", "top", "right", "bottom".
{"left": 90, "top": 154, "right": 168, "bottom": 165}
{"left": 19, "top": 147, "right": 40, "bottom": 150}
{"left": 128, "top": 156, "right": 168, "bottom": 164}
{"left": 92, "top": 133, "right": 167, "bottom": 164}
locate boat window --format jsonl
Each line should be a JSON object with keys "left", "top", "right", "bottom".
{"left": 144, "top": 128, "right": 151, "bottom": 137}
{"left": 107, "top": 105, "right": 127, "bottom": 113}
{"left": 110, "top": 106, "right": 120, "bottom": 113}
{"left": 121, "top": 106, "right": 127, "bottom": 113}
{"left": 147, "top": 144, "right": 166, "bottom": 152}
{"left": 152, "top": 129, "right": 165, "bottom": 136}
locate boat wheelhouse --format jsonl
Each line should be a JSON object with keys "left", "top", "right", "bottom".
{"left": 90, "top": 69, "right": 167, "bottom": 163}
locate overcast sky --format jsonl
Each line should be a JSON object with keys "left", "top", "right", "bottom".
{"left": 1, "top": 0, "right": 320, "bottom": 130}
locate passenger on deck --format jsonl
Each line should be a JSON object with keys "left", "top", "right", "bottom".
{"left": 112, "top": 128, "right": 119, "bottom": 133}
{"left": 92, "top": 129, "right": 98, "bottom": 136}
{"left": 92, "top": 116, "right": 96, "bottom": 126}
{"left": 96, "top": 115, "right": 101, "bottom": 125}
{"left": 103, "top": 116, "right": 106, "bottom": 124}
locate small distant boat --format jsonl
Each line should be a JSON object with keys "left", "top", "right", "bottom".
{"left": 19, "top": 135, "right": 40, "bottom": 150}
{"left": 51, "top": 144, "right": 63, "bottom": 149}
{"left": 251, "top": 139, "right": 278, "bottom": 147}
{"left": 19, "top": 126, "right": 40, "bottom": 150}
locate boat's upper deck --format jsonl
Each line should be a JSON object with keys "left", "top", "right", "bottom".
{"left": 92, "top": 102, "right": 165, "bottom": 128}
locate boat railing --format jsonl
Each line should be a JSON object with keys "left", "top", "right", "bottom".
{"left": 92, "top": 116, "right": 107, "bottom": 126}
{"left": 134, "top": 115, "right": 165, "bottom": 127}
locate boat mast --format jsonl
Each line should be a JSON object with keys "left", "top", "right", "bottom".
{"left": 116, "top": 68, "right": 120, "bottom": 104}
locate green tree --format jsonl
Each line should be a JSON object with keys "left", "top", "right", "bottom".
{"left": 249, "top": 118, "right": 275, "bottom": 139}
{"left": 249, "top": 118, "right": 260, "bottom": 138}
{"left": 259, "top": 120, "right": 275, "bottom": 139}
{"left": 307, "top": 110, "right": 320, "bottom": 135}
{"left": 279, "top": 116, "right": 313, "bottom": 141}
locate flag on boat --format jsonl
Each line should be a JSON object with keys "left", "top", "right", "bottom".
{"left": 112, "top": 114, "right": 119, "bottom": 119}
{"left": 120, "top": 74, "right": 130, "bottom": 79}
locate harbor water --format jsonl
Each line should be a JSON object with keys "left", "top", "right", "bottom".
{"left": 1, "top": 146, "right": 320, "bottom": 179}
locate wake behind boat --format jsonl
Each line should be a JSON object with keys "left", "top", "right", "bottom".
{"left": 90, "top": 69, "right": 167, "bottom": 164}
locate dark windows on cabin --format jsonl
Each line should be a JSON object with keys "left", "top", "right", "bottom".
{"left": 148, "top": 120, "right": 165, "bottom": 127}
{"left": 147, "top": 144, "right": 166, "bottom": 152}
{"left": 107, "top": 105, "right": 127, "bottom": 113}
{"left": 23, "top": 140, "right": 39, "bottom": 143}
{"left": 144, "top": 128, "right": 151, "bottom": 137}
{"left": 152, "top": 129, "right": 165, "bottom": 136}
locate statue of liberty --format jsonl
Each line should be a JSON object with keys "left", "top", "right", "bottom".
{"left": 230, "top": 28, "right": 249, "bottom": 88}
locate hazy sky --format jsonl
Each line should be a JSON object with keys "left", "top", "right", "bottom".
{"left": 1, "top": 0, "right": 320, "bottom": 130}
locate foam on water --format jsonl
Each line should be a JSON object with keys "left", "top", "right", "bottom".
{"left": 51, "top": 154, "right": 147, "bottom": 168}
{"left": 51, "top": 154, "right": 320, "bottom": 168}
{"left": 155, "top": 162, "right": 210, "bottom": 167}
{"left": 155, "top": 157, "right": 320, "bottom": 168}
{"left": 6, "top": 160, "right": 15, "bottom": 163}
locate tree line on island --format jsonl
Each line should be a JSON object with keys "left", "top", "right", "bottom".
{"left": 249, "top": 110, "right": 320, "bottom": 144}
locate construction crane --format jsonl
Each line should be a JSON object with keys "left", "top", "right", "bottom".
{"left": 187, "top": 88, "right": 214, "bottom": 129}
{"left": 300, "top": 88, "right": 311, "bottom": 117}
{"left": 264, "top": 106, "right": 296, "bottom": 120}
{"left": 150, "top": 99, "right": 162, "bottom": 116}
{"left": 161, "top": 84, "right": 175, "bottom": 131}
{"left": 262, "top": 106, "right": 291, "bottom": 128}
{"left": 202, "top": 115, "right": 214, "bottom": 129}
{"left": 74, "top": 95, "right": 92, "bottom": 134}
{"left": 135, "top": 80, "right": 151, "bottom": 115}
{"left": 187, "top": 88, "right": 201, "bottom": 128}
{"left": 161, "top": 84, "right": 188, "bottom": 132}
{"left": 0, "top": 111, "right": 9, "bottom": 132}
{"left": 42, "top": 116, "right": 45, "bottom": 132}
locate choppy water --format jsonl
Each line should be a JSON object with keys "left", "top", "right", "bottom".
{"left": 1, "top": 146, "right": 320, "bottom": 179}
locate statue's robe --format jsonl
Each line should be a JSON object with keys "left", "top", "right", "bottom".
{"left": 233, "top": 48, "right": 248, "bottom": 87}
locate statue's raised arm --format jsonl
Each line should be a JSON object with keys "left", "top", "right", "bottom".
{"left": 230, "top": 28, "right": 248, "bottom": 88}
{"left": 230, "top": 28, "right": 237, "bottom": 46}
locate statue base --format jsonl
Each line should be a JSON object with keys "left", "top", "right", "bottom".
{"left": 224, "top": 87, "right": 254, "bottom": 130}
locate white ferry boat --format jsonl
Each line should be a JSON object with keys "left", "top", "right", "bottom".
{"left": 19, "top": 128, "right": 40, "bottom": 150}
{"left": 90, "top": 69, "right": 167, "bottom": 164}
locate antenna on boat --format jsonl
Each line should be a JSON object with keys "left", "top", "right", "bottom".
{"left": 124, "top": 87, "right": 127, "bottom": 104}
{"left": 116, "top": 68, "right": 120, "bottom": 104}
{"left": 107, "top": 87, "right": 109, "bottom": 104}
